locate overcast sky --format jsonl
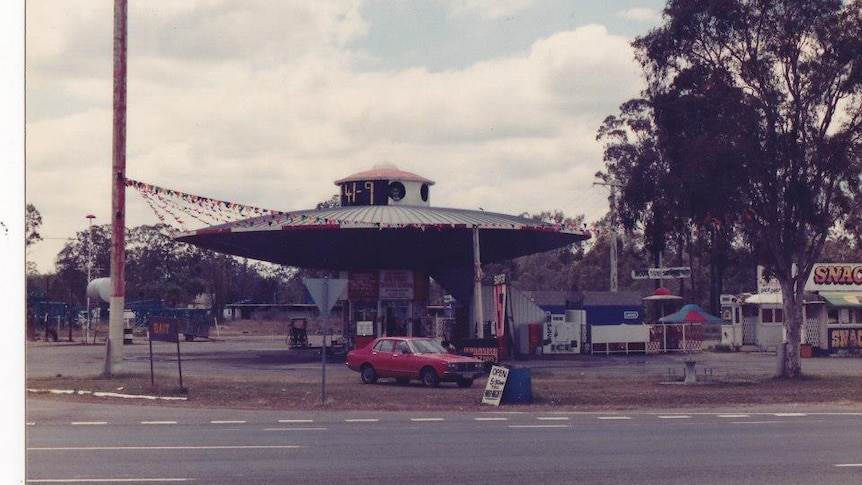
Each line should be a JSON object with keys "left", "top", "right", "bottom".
{"left": 25, "top": 0, "right": 665, "bottom": 274}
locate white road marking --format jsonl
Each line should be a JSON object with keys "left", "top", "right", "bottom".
{"left": 774, "top": 413, "right": 807, "bottom": 417}
{"left": 71, "top": 421, "right": 108, "bottom": 426}
{"left": 210, "top": 420, "right": 246, "bottom": 424}
{"left": 834, "top": 464, "right": 862, "bottom": 467}
{"left": 263, "top": 427, "right": 327, "bottom": 431}
{"left": 141, "top": 421, "right": 177, "bottom": 425}
{"left": 597, "top": 416, "right": 632, "bottom": 420}
{"left": 509, "top": 424, "right": 569, "bottom": 429}
{"left": 27, "top": 479, "right": 192, "bottom": 483}
{"left": 537, "top": 416, "right": 570, "bottom": 421}
{"left": 658, "top": 415, "right": 691, "bottom": 419}
{"left": 718, "top": 414, "right": 750, "bottom": 418}
{"left": 344, "top": 418, "right": 379, "bottom": 423}
{"left": 278, "top": 419, "right": 314, "bottom": 423}
{"left": 731, "top": 421, "right": 781, "bottom": 425}
{"left": 474, "top": 417, "right": 509, "bottom": 421}
{"left": 410, "top": 418, "right": 445, "bottom": 422}
{"left": 29, "top": 445, "right": 302, "bottom": 451}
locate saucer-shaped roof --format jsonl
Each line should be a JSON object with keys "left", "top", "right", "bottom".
{"left": 176, "top": 205, "right": 590, "bottom": 270}
{"left": 334, "top": 166, "right": 435, "bottom": 186}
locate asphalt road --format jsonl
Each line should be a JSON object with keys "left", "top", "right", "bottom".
{"left": 26, "top": 400, "right": 862, "bottom": 485}
{"left": 24, "top": 336, "right": 862, "bottom": 484}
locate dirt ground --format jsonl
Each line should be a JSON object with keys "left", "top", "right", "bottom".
{"left": 26, "top": 320, "right": 862, "bottom": 412}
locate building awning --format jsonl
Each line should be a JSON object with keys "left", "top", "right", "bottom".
{"left": 820, "top": 292, "right": 862, "bottom": 308}
{"left": 743, "top": 293, "right": 783, "bottom": 304}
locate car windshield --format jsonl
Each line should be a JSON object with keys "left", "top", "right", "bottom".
{"left": 409, "top": 339, "right": 448, "bottom": 354}
{"left": 410, "top": 339, "right": 448, "bottom": 354}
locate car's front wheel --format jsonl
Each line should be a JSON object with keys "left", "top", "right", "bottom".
{"left": 360, "top": 364, "right": 378, "bottom": 384}
{"left": 456, "top": 378, "right": 474, "bottom": 388}
{"left": 420, "top": 367, "right": 439, "bottom": 387}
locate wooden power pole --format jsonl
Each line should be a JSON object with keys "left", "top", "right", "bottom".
{"left": 106, "top": 0, "right": 127, "bottom": 375}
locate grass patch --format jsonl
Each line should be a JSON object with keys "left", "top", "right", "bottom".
{"left": 26, "top": 373, "right": 862, "bottom": 411}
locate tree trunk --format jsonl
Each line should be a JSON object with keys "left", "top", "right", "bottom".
{"left": 781, "top": 284, "right": 804, "bottom": 378}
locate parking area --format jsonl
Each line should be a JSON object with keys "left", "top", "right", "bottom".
{"left": 25, "top": 334, "right": 862, "bottom": 382}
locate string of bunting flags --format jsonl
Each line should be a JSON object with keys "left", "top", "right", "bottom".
{"left": 126, "top": 179, "right": 586, "bottom": 235}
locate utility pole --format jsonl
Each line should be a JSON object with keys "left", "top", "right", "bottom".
{"left": 473, "top": 226, "right": 484, "bottom": 338}
{"left": 106, "top": 0, "right": 127, "bottom": 375}
{"left": 86, "top": 214, "right": 95, "bottom": 344}
{"left": 594, "top": 180, "right": 622, "bottom": 292}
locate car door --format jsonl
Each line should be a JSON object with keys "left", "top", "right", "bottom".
{"left": 391, "top": 339, "right": 426, "bottom": 379}
{"left": 369, "top": 339, "right": 396, "bottom": 377}
{"left": 390, "top": 339, "right": 418, "bottom": 378}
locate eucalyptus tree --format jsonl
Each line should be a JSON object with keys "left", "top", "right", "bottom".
{"left": 25, "top": 204, "right": 43, "bottom": 248}
{"left": 629, "top": 0, "right": 862, "bottom": 377}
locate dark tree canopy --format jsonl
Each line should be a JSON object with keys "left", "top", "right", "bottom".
{"left": 603, "top": 0, "right": 861, "bottom": 376}
{"left": 25, "top": 204, "right": 43, "bottom": 248}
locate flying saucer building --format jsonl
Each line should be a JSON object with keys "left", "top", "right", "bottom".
{"left": 177, "top": 164, "right": 590, "bottom": 347}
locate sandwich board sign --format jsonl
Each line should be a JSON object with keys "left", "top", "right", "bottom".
{"left": 481, "top": 365, "right": 510, "bottom": 406}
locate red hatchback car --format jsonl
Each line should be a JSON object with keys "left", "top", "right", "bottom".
{"left": 346, "top": 337, "right": 486, "bottom": 388}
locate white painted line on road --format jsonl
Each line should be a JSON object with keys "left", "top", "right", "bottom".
{"left": 774, "top": 413, "right": 807, "bottom": 417}
{"left": 410, "top": 418, "right": 445, "bottom": 422}
{"left": 597, "top": 416, "right": 632, "bottom": 420}
{"left": 474, "top": 417, "right": 509, "bottom": 421}
{"left": 658, "top": 415, "right": 691, "bottom": 419}
{"left": 731, "top": 421, "right": 781, "bottom": 425}
{"left": 537, "top": 416, "right": 571, "bottom": 421}
{"left": 263, "top": 427, "right": 327, "bottom": 431}
{"left": 509, "top": 424, "right": 569, "bottom": 429}
{"left": 27, "top": 422, "right": 35, "bottom": 426}
{"left": 27, "top": 478, "right": 192, "bottom": 483}
{"left": 718, "top": 414, "right": 750, "bottom": 418}
{"left": 834, "top": 464, "right": 862, "bottom": 467}
{"left": 71, "top": 421, "right": 108, "bottom": 426}
{"left": 141, "top": 421, "right": 177, "bottom": 425}
{"left": 278, "top": 419, "right": 314, "bottom": 423}
{"left": 29, "top": 445, "right": 303, "bottom": 451}
{"left": 210, "top": 420, "right": 247, "bottom": 424}
{"left": 345, "top": 418, "right": 379, "bottom": 423}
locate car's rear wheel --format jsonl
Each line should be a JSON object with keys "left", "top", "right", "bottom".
{"left": 360, "top": 364, "right": 378, "bottom": 384}
{"left": 456, "top": 378, "right": 474, "bottom": 388}
{"left": 420, "top": 367, "right": 439, "bottom": 387}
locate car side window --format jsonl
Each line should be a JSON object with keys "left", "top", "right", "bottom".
{"left": 373, "top": 340, "right": 394, "bottom": 353}
{"left": 395, "top": 341, "right": 410, "bottom": 354}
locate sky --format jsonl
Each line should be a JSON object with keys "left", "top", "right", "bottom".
{"left": 24, "top": 0, "right": 667, "bottom": 274}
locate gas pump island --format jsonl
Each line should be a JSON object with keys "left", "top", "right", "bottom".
{"left": 176, "top": 164, "right": 590, "bottom": 357}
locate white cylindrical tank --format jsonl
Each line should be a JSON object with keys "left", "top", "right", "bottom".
{"left": 86, "top": 277, "right": 111, "bottom": 302}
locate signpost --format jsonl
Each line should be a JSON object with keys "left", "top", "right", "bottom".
{"left": 148, "top": 317, "right": 183, "bottom": 389}
{"left": 303, "top": 277, "right": 348, "bottom": 404}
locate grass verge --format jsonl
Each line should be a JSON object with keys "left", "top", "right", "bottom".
{"left": 26, "top": 373, "right": 862, "bottom": 412}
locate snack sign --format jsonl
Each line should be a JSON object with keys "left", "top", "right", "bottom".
{"left": 807, "top": 263, "right": 862, "bottom": 291}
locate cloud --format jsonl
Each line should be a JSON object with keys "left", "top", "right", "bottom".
{"left": 25, "top": 1, "right": 644, "bottom": 272}
{"left": 616, "top": 7, "right": 661, "bottom": 23}
{"left": 447, "top": 0, "right": 538, "bottom": 19}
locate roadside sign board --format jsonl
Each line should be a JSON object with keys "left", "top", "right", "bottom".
{"left": 303, "top": 278, "right": 348, "bottom": 314}
{"left": 631, "top": 267, "right": 691, "bottom": 280}
{"left": 149, "top": 317, "right": 179, "bottom": 343}
{"left": 148, "top": 317, "right": 184, "bottom": 389}
{"left": 482, "top": 365, "right": 510, "bottom": 406}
